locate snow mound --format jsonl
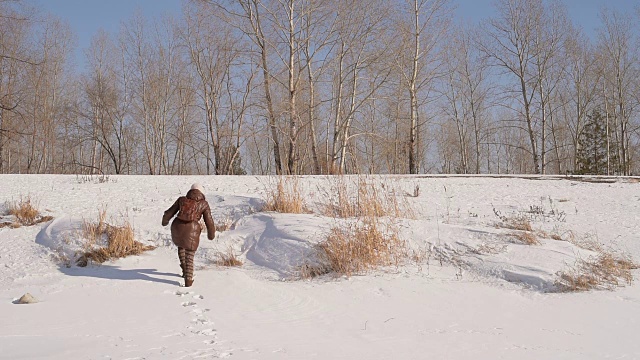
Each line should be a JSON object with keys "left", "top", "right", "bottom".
{"left": 217, "top": 212, "right": 333, "bottom": 277}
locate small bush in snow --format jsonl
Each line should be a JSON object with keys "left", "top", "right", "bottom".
{"left": 556, "top": 252, "right": 638, "bottom": 292}
{"left": 213, "top": 246, "right": 243, "bottom": 267}
{"left": 567, "top": 231, "right": 604, "bottom": 252}
{"left": 76, "top": 209, "right": 154, "bottom": 266}
{"left": 2, "top": 196, "right": 53, "bottom": 227}
{"left": 510, "top": 231, "right": 540, "bottom": 246}
{"left": 493, "top": 209, "right": 533, "bottom": 232}
{"left": 81, "top": 207, "right": 108, "bottom": 249}
{"left": 317, "top": 218, "right": 405, "bottom": 277}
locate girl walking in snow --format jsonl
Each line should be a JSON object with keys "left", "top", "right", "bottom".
{"left": 162, "top": 183, "right": 216, "bottom": 287}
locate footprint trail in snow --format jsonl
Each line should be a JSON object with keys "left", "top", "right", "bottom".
{"left": 173, "top": 289, "right": 234, "bottom": 358}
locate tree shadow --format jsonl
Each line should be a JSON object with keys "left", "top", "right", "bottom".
{"left": 59, "top": 264, "right": 182, "bottom": 286}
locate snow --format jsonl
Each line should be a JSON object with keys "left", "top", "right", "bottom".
{"left": 1, "top": 174, "right": 640, "bottom": 359}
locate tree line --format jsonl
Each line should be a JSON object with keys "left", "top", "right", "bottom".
{"left": 0, "top": 0, "right": 638, "bottom": 175}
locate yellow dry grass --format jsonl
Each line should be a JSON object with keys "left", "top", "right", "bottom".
{"left": 213, "top": 246, "right": 243, "bottom": 267}
{"left": 476, "top": 242, "right": 508, "bottom": 255}
{"left": 511, "top": 231, "right": 540, "bottom": 245}
{"left": 0, "top": 221, "right": 21, "bottom": 229}
{"left": 556, "top": 252, "right": 638, "bottom": 292}
{"left": 321, "top": 177, "right": 413, "bottom": 219}
{"left": 81, "top": 207, "right": 108, "bottom": 249}
{"left": 502, "top": 216, "right": 533, "bottom": 232}
{"left": 317, "top": 218, "right": 405, "bottom": 277}
{"left": 263, "top": 176, "right": 308, "bottom": 214}
{"left": 4, "top": 196, "right": 53, "bottom": 227}
{"left": 77, "top": 210, "right": 154, "bottom": 266}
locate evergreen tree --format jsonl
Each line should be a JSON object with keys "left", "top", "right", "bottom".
{"left": 575, "top": 108, "right": 619, "bottom": 175}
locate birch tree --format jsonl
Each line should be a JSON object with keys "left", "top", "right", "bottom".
{"left": 480, "top": 0, "right": 543, "bottom": 174}
{"left": 395, "top": 0, "right": 450, "bottom": 174}
{"left": 596, "top": 8, "right": 639, "bottom": 175}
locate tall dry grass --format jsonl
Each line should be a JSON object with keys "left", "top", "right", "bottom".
{"left": 263, "top": 176, "right": 308, "bottom": 214}
{"left": 510, "top": 231, "right": 540, "bottom": 245}
{"left": 81, "top": 207, "right": 108, "bottom": 249}
{"left": 317, "top": 218, "right": 406, "bottom": 277}
{"left": 76, "top": 209, "right": 154, "bottom": 267}
{"left": 2, "top": 196, "right": 53, "bottom": 227}
{"left": 556, "top": 252, "right": 638, "bottom": 292}
{"left": 555, "top": 231, "right": 638, "bottom": 291}
{"left": 213, "top": 246, "right": 243, "bottom": 267}
{"left": 321, "top": 177, "right": 414, "bottom": 219}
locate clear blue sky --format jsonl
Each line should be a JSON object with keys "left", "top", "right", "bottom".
{"left": 32, "top": 0, "right": 636, "bottom": 71}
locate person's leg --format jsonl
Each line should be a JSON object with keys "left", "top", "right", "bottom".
{"left": 178, "top": 247, "right": 186, "bottom": 277}
{"left": 184, "top": 249, "right": 196, "bottom": 287}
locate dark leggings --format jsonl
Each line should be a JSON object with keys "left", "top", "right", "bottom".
{"left": 178, "top": 247, "right": 196, "bottom": 280}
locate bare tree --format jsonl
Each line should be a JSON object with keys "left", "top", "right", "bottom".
{"left": 121, "top": 13, "right": 184, "bottom": 175}
{"left": 596, "top": 8, "right": 639, "bottom": 175}
{"left": 395, "top": 0, "right": 450, "bottom": 174}
{"left": 0, "top": 0, "right": 35, "bottom": 173}
{"left": 78, "top": 29, "right": 136, "bottom": 174}
{"left": 480, "top": 0, "right": 543, "bottom": 174}
{"left": 439, "top": 23, "right": 492, "bottom": 174}
{"left": 298, "top": 0, "right": 336, "bottom": 174}
{"left": 561, "top": 23, "right": 599, "bottom": 173}
{"left": 326, "top": 0, "right": 393, "bottom": 174}
{"left": 181, "top": 2, "right": 252, "bottom": 175}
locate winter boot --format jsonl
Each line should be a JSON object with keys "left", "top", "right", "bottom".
{"left": 183, "top": 249, "right": 196, "bottom": 287}
{"left": 178, "top": 247, "right": 186, "bottom": 277}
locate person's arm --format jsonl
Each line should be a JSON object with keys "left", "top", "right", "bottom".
{"left": 202, "top": 203, "right": 216, "bottom": 240}
{"left": 162, "top": 198, "right": 180, "bottom": 226}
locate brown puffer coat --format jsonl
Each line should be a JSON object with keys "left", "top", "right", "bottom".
{"left": 162, "top": 189, "right": 216, "bottom": 251}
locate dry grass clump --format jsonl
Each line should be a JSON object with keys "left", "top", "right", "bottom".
{"left": 214, "top": 217, "right": 234, "bottom": 232}
{"left": 2, "top": 196, "right": 53, "bottom": 227}
{"left": 550, "top": 233, "right": 563, "bottom": 241}
{"left": 297, "top": 260, "right": 333, "bottom": 279}
{"left": 321, "top": 177, "right": 413, "bottom": 219}
{"left": 76, "top": 209, "right": 154, "bottom": 267}
{"left": 316, "top": 219, "right": 405, "bottom": 277}
{"left": 410, "top": 246, "right": 431, "bottom": 263}
{"left": 567, "top": 232, "right": 603, "bottom": 252}
{"left": 493, "top": 207, "right": 534, "bottom": 231}
{"left": 263, "top": 176, "right": 308, "bottom": 214}
{"left": 0, "top": 221, "right": 21, "bottom": 229}
{"left": 503, "top": 216, "right": 533, "bottom": 232}
{"left": 213, "top": 246, "right": 243, "bottom": 267}
{"left": 476, "top": 242, "right": 508, "bottom": 255}
{"left": 556, "top": 252, "right": 638, "bottom": 292}
{"left": 510, "top": 231, "right": 540, "bottom": 245}
{"left": 82, "top": 207, "right": 109, "bottom": 247}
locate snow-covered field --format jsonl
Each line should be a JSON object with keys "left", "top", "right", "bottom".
{"left": 1, "top": 174, "right": 640, "bottom": 360}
